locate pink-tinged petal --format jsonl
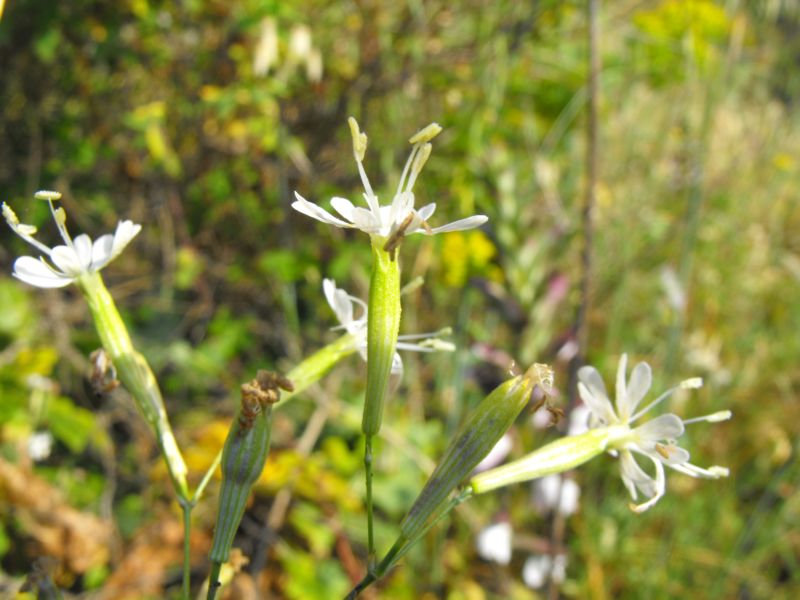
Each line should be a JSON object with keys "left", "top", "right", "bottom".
{"left": 428, "top": 214, "right": 488, "bottom": 234}
{"left": 291, "top": 193, "right": 351, "bottom": 227}
{"left": 49, "top": 245, "right": 84, "bottom": 276}
{"left": 620, "top": 361, "right": 652, "bottom": 419}
{"left": 634, "top": 413, "right": 685, "bottom": 442}
{"left": 13, "top": 256, "right": 74, "bottom": 288}
{"left": 577, "top": 366, "right": 616, "bottom": 424}
{"left": 72, "top": 234, "right": 94, "bottom": 270}
{"left": 330, "top": 197, "right": 356, "bottom": 223}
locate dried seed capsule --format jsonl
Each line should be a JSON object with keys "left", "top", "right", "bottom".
{"left": 208, "top": 371, "right": 290, "bottom": 565}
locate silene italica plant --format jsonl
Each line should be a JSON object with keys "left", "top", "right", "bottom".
{"left": 2, "top": 119, "right": 732, "bottom": 600}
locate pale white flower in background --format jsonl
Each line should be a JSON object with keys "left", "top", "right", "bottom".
{"left": 27, "top": 431, "right": 54, "bottom": 462}
{"left": 474, "top": 433, "right": 513, "bottom": 474}
{"left": 323, "top": 278, "right": 454, "bottom": 375}
{"left": 3, "top": 191, "right": 141, "bottom": 289}
{"left": 532, "top": 473, "right": 580, "bottom": 516}
{"left": 522, "top": 553, "right": 567, "bottom": 589}
{"left": 567, "top": 403, "right": 592, "bottom": 436}
{"left": 578, "top": 354, "right": 731, "bottom": 513}
{"left": 292, "top": 118, "right": 488, "bottom": 240}
{"left": 475, "top": 521, "right": 512, "bottom": 566}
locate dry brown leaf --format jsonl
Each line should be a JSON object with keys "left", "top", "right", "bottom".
{"left": 0, "top": 457, "right": 112, "bottom": 574}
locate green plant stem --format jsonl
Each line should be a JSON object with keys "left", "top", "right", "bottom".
{"left": 206, "top": 561, "right": 222, "bottom": 600}
{"left": 364, "top": 434, "right": 376, "bottom": 569}
{"left": 181, "top": 499, "right": 192, "bottom": 600}
{"left": 345, "top": 488, "right": 473, "bottom": 599}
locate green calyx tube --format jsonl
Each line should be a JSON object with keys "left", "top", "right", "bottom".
{"left": 207, "top": 371, "right": 292, "bottom": 598}
{"left": 399, "top": 364, "right": 553, "bottom": 542}
{"left": 362, "top": 239, "right": 401, "bottom": 435}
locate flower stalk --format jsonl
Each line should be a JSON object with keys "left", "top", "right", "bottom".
{"left": 79, "top": 270, "right": 190, "bottom": 499}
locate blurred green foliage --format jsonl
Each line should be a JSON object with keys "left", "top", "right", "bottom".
{"left": 1, "top": 0, "right": 799, "bottom": 598}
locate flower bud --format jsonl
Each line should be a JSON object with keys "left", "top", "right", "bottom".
{"left": 362, "top": 240, "right": 401, "bottom": 435}
{"left": 209, "top": 371, "right": 291, "bottom": 564}
{"left": 399, "top": 364, "right": 552, "bottom": 541}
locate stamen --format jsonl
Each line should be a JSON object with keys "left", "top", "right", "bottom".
{"left": 34, "top": 190, "right": 62, "bottom": 201}
{"left": 395, "top": 143, "right": 419, "bottom": 198}
{"left": 347, "top": 117, "right": 367, "bottom": 162}
{"left": 630, "top": 383, "right": 687, "bottom": 423}
{"left": 409, "top": 122, "right": 442, "bottom": 144}
{"left": 404, "top": 143, "right": 432, "bottom": 192}
{"left": 3, "top": 203, "right": 54, "bottom": 256}
{"left": 654, "top": 443, "right": 671, "bottom": 460}
{"left": 400, "top": 276, "right": 424, "bottom": 296}
{"left": 683, "top": 410, "right": 732, "bottom": 425}
{"left": 50, "top": 203, "right": 73, "bottom": 246}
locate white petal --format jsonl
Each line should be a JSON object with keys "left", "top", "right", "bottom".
{"left": 417, "top": 203, "right": 436, "bottom": 221}
{"left": 620, "top": 361, "right": 652, "bottom": 419}
{"left": 428, "top": 214, "right": 488, "bottom": 234}
{"left": 390, "top": 352, "right": 404, "bottom": 376}
{"left": 13, "top": 256, "right": 74, "bottom": 288}
{"left": 473, "top": 434, "right": 513, "bottom": 473}
{"left": 351, "top": 206, "right": 382, "bottom": 234}
{"left": 615, "top": 354, "right": 629, "bottom": 416}
{"left": 72, "top": 234, "right": 94, "bottom": 270}
{"left": 390, "top": 191, "right": 414, "bottom": 225}
{"left": 108, "top": 220, "right": 142, "bottom": 262}
{"left": 476, "top": 522, "right": 512, "bottom": 565}
{"left": 634, "top": 413, "right": 685, "bottom": 442}
{"left": 330, "top": 197, "right": 356, "bottom": 222}
{"left": 292, "top": 193, "right": 351, "bottom": 227}
{"left": 628, "top": 452, "right": 666, "bottom": 513}
{"left": 91, "top": 233, "right": 115, "bottom": 269}
{"left": 577, "top": 366, "right": 616, "bottom": 424}
{"left": 619, "top": 450, "right": 657, "bottom": 500}
{"left": 49, "top": 245, "right": 85, "bottom": 276}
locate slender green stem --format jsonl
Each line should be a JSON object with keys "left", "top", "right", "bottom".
{"left": 206, "top": 562, "right": 222, "bottom": 600}
{"left": 345, "top": 488, "right": 473, "bottom": 599}
{"left": 193, "top": 449, "right": 223, "bottom": 504}
{"left": 364, "top": 434, "right": 376, "bottom": 569}
{"left": 181, "top": 499, "right": 192, "bottom": 600}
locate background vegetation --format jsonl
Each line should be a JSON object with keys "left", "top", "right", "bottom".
{"left": 1, "top": 0, "right": 798, "bottom": 598}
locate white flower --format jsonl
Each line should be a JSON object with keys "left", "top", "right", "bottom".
{"left": 292, "top": 118, "right": 488, "bottom": 240}
{"left": 531, "top": 473, "right": 580, "bottom": 516}
{"left": 323, "top": 278, "right": 454, "bottom": 376}
{"left": 3, "top": 192, "right": 141, "bottom": 288}
{"left": 473, "top": 433, "right": 513, "bottom": 474}
{"left": 27, "top": 431, "right": 54, "bottom": 462}
{"left": 522, "top": 553, "right": 567, "bottom": 589}
{"left": 578, "top": 354, "right": 732, "bottom": 513}
{"left": 475, "top": 521, "right": 512, "bottom": 565}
